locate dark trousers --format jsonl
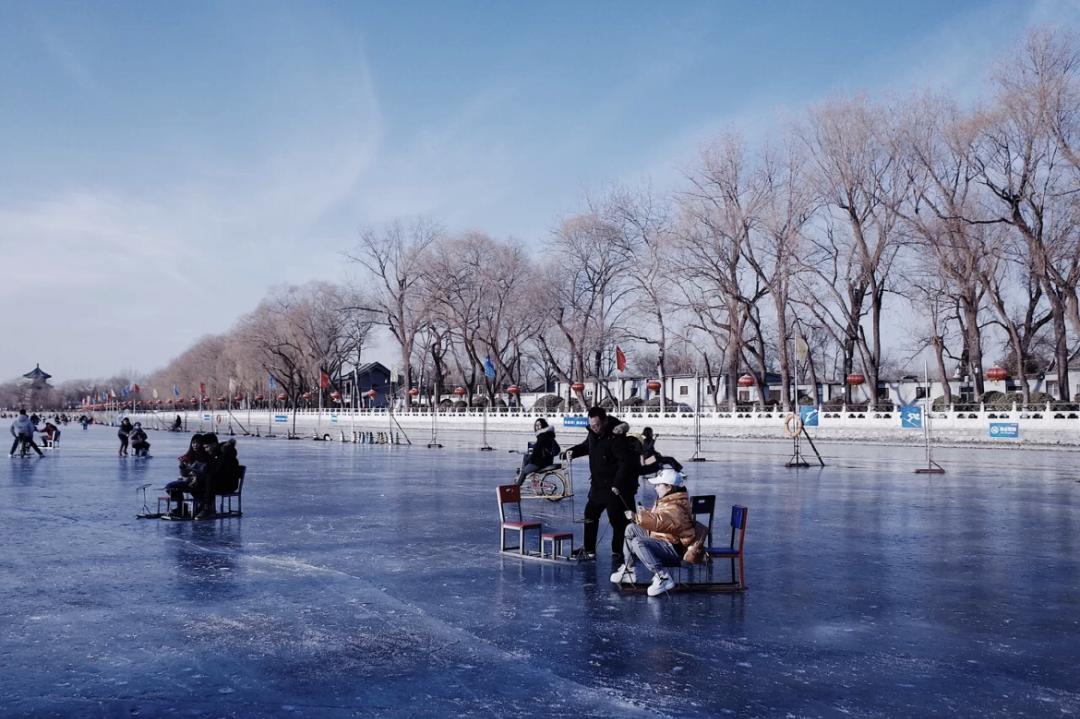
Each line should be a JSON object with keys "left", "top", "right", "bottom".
{"left": 9, "top": 435, "right": 43, "bottom": 456}
{"left": 583, "top": 488, "right": 634, "bottom": 555}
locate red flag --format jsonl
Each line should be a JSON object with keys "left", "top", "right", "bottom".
{"left": 133, "top": 384, "right": 140, "bottom": 394}
{"left": 319, "top": 370, "right": 330, "bottom": 389}
{"left": 615, "top": 346, "right": 626, "bottom": 373}
{"left": 199, "top": 382, "right": 206, "bottom": 395}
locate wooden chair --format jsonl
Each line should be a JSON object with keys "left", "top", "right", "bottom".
{"left": 216, "top": 465, "right": 246, "bottom": 516}
{"left": 707, "top": 505, "right": 748, "bottom": 589}
{"left": 497, "top": 484, "right": 541, "bottom": 556}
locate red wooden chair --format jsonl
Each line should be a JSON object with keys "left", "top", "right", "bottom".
{"left": 497, "top": 484, "right": 542, "bottom": 556}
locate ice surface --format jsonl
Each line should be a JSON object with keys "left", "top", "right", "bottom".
{"left": 1, "top": 425, "right": 1079, "bottom": 717}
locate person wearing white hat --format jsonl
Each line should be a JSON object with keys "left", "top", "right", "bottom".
{"left": 610, "top": 466, "right": 696, "bottom": 596}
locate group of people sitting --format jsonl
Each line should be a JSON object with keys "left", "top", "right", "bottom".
{"left": 164, "top": 432, "right": 242, "bottom": 520}
{"left": 8, "top": 409, "right": 62, "bottom": 457}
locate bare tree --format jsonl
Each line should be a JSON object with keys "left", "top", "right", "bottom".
{"left": 800, "top": 97, "right": 907, "bottom": 407}
{"left": 348, "top": 218, "right": 439, "bottom": 404}
{"left": 534, "top": 212, "right": 634, "bottom": 404}
{"left": 678, "top": 134, "right": 768, "bottom": 409}
{"left": 970, "top": 30, "right": 1080, "bottom": 400}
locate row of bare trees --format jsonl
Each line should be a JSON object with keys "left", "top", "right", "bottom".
{"left": 16, "top": 30, "right": 1079, "bottom": 412}
{"left": 351, "top": 31, "right": 1080, "bottom": 410}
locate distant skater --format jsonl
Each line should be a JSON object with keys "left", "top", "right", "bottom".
{"left": 117, "top": 417, "right": 133, "bottom": 456}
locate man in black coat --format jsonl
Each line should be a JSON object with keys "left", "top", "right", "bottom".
{"left": 562, "top": 406, "right": 637, "bottom": 560}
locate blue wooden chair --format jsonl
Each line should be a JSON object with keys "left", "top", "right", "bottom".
{"left": 707, "top": 505, "right": 748, "bottom": 589}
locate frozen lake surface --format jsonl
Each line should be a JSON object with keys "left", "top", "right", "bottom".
{"left": 2, "top": 424, "right": 1079, "bottom": 717}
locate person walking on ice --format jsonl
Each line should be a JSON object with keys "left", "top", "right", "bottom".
{"left": 561, "top": 406, "right": 636, "bottom": 561}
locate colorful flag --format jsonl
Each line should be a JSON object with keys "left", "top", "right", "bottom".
{"left": 483, "top": 356, "right": 496, "bottom": 380}
{"left": 615, "top": 346, "right": 626, "bottom": 373}
{"left": 133, "top": 383, "right": 140, "bottom": 394}
{"left": 319, "top": 370, "right": 330, "bottom": 389}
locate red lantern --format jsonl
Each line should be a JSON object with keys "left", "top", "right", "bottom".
{"left": 302, "top": 392, "right": 312, "bottom": 401}
{"left": 276, "top": 393, "right": 288, "bottom": 402}
{"left": 646, "top": 379, "right": 662, "bottom": 392}
{"left": 366, "top": 390, "right": 378, "bottom": 401}
{"left": 234, "top": 394, "right": 243, "bottom": 403}
{"left": 507, "top": 385, "right": 520, "bottom": 395}
{"left": 986, "top": 366, "right": 1009, "bottom": 381}
{"left": 330, "top": 391, "right": 342, "bottom": 402}
{"left": 570, "top": 382, "right": 585, "bottom": 393}
{"left": 254, "top": 394, "right": 264, "bottom": 402}
{"left": 190, "top": 396, "right": 198, "bottom": 404}
{"left": 737, "top": 374, "right": 755, "bottom": 388}
{"left": 846, "top": 373, "right": 865, "bottom": 386}
{"left": 453, "top": 386, "right": 466, "bottom": 397}
{"left": 408, "top": 387, "right": 420, "bottom": 397}
{"left": 217, "top": 395, "right": 227, "bottom": 403}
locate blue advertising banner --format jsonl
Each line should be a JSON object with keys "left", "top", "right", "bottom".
{"left": 799, "top": 406, "right": 819, "bottom": 428}
{"left": 329, "top": 414, "right": 338, "bottom": 423}
{"left": 563, "top": 416, "right": 588, "bottom": 428}
{"left": 201, "top": 414, "right": 211, "bottom": 421}
{"left": 989, "top": 422, "right": 1019, "bottom": 439}
{"left": 273, "top": 414, "right": 288, "bottom": 424}
{"left": 901, "top": 405, "right": 923, "bottom": 429}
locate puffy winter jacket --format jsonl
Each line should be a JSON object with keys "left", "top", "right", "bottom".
{"left": 566, "top": 416, "right": 637, "bottom": 498}
{"left": 527, "top": 425, "right": 560, "bottom": 467}
{"left": 10, "top": 415, "right": 35, "bottom": 438}
{"left": 634, "top": 487, "right": 697, "bottom": 549}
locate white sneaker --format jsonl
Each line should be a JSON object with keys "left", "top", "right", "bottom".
{"left": 647, "top": 572, "right": 676, "bottom": 596}
{"left": 609, "top": 564, "right": 636, "bottom": 584}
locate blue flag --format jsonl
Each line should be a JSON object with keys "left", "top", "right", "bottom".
{"left": 172, "top": 384, "right": 180, "bottom": 398}
{"left": 483, "top": 356, "right": 496, "bottom": 380}
{"left": 268, "top": 374, "right": 277, "bottom": 390}
{"left": 120, "top": 386, "right": 129, "bottom": 399}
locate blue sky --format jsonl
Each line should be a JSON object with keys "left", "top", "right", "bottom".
{"left": 2, "top": 0, "right": 1078, "bottom": 382}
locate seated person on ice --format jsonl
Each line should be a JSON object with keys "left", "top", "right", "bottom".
{"left": 636, "top": 427, "right": 683, "bottom": 474}
{"left": 130, "top": 423, "right": 150, "bottom": 456}
{"left": 171, "top": 415, "right": 183, "bottom": 432}
{"left": 611, "top": 466, "right": 699, "bottom": 597}
{"left": 515, "top": 418, "right": 560, "bottom": 485}
{"left": 40, "top": 421, "right": 61, "bottom": 445}
{"left": 165, "top": 434, "right": 210, "bottom": 518}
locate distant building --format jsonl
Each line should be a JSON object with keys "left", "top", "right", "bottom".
{"left": 341, "top": 362, "right": 393, "bottom": 408}
{"left": 15, "top": 364, "right": 53, "bottom": 409}
{"left": 20, "top": 364, "right": 52, "bottom": 390}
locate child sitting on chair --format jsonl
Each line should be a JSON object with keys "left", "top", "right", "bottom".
{"left": 611, "top": 467, "right": 698, "bottom": 597}
{"left": 514, "top": 418, "right": 560, "bottom": 485}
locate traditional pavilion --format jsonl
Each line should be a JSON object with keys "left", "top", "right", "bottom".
{"left": 21, "top": 364, "right": 52, "bottom": 390}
